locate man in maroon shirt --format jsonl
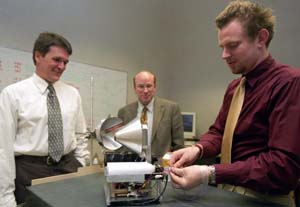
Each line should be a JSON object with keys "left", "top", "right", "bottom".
{"left": 169, "top": 1, "right": 300, "bottom": 206}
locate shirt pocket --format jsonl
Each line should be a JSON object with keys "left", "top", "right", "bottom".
{"left": 17, "top": 96, "right": 47, "bottom": 137}
{"left": 61, "top": 102, "right": 78, "bottom": 131}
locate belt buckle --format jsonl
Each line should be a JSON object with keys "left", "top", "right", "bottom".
{"left": 46, "top": 156, "right": 55, "bottom": 165}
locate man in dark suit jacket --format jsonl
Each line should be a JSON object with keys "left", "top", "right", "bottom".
{"left": 118, "top": 71, "right": 184, "bottom": 158}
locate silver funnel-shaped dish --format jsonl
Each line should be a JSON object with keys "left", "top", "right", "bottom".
{"left": 96, "top": 117, "right": 143, "bottom": 154}
{"left": 96, "top": 117, "right": 123, "bottom": 151}
{"left": 115, "top": 118, "right": 143, "bottom": 154}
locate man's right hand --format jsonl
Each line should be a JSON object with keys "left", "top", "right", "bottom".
{"left": 169, "top": 165, "right": 210, "bottom": 189}
{"left": 169, "top": 146, "right": 201, "bottom": 168}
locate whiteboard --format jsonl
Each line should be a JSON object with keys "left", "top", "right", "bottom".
{"left": 0, "top": 47, "right": 127, "bottom": 130}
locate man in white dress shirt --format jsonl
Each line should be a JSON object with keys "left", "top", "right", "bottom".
{"left": 0, "top": 32, "right": 90, "bottom": 206}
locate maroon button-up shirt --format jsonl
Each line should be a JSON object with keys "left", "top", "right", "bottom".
{"left": 199, "top": 56, "right": 300, "bottom": 194}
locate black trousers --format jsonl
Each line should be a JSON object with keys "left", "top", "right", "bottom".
{"left": 14, "top": 151, "right": 82, "bottom": 204}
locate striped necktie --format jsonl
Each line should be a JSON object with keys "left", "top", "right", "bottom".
{"left": 47, "top": 84, "right": 64, "bottom": 162}
{"left": 220, "top": 77, "right": 246, "bottom": 164}
{"left": 140, "top": 106, "right": 148, "bottom": 125}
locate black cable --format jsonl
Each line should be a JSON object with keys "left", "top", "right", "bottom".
{"left": 125, "top": 174, "right": 169, "bottom": 206}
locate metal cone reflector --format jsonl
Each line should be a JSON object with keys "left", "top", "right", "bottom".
{"left": 97, "top": 117, "right": 123, "bottom": 151}
{"left": 115, "top": 118, "right": 142, "bottom": 154}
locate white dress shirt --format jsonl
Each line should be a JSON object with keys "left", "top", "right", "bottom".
{"left": 138, "top": 98, "right": 154, "bottom": 144}
{"left": 0, "top": 73, "right": 90, "bottom": 206}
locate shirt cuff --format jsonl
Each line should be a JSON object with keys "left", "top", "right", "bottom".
{"left": 194, "top": 143, "right": 204, "bottom": 159}
{"left": 208, "top": 165, "right": 216, "bottom": 185}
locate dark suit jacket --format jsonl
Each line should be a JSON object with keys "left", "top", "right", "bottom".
{"left": 118, "top": 97, "right": 184, "bottom": 158}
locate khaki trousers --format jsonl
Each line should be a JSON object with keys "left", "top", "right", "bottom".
{"left": 221, "top": 184, "right": 295, "bottom": 207}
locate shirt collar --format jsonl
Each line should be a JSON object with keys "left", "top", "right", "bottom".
{"left": 138, "top": 97, "right": 154, "bottom": 113}
{"left": 32, "top": 73, "right": 59, "bottom": 94}
{"left": 244, "top": 55, "right": 275, "bottom": 88}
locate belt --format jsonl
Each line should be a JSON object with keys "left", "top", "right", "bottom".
{"left": 221, "top": 184, "right": 295, "bottom": 207}
{"left": 16, "top": 151, "right": 75, "bottom": 166}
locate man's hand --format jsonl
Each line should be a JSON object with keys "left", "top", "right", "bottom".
{"left": 169, "top": 165, "right": 210, "bottom": 190}
{"left": 169, "top": 146, "right": 200, "bottom": 168}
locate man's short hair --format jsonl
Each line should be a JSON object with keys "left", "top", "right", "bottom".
{"left": 215, "top": 0, "right": 276, "bottom": 47}
{"left": 32, "top": 32, "right": 72, "bottom": 65}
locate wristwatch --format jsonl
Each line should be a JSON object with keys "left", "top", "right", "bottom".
{"left": 208, "top": 165, "right": 216, "bottom": 185}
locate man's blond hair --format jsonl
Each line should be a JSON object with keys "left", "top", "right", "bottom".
{"left": 216, "top": 0, "right": 276, "bottom": 47}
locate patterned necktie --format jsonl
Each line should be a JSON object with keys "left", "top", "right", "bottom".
{"left": 47, "top": 84, "right": 64, "bottom": 162}
{"left": 221, "top": 77, "right": 246, "bottom": 164}
{"left": 140, "top": 106, "right": 148, "bottom": 125}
